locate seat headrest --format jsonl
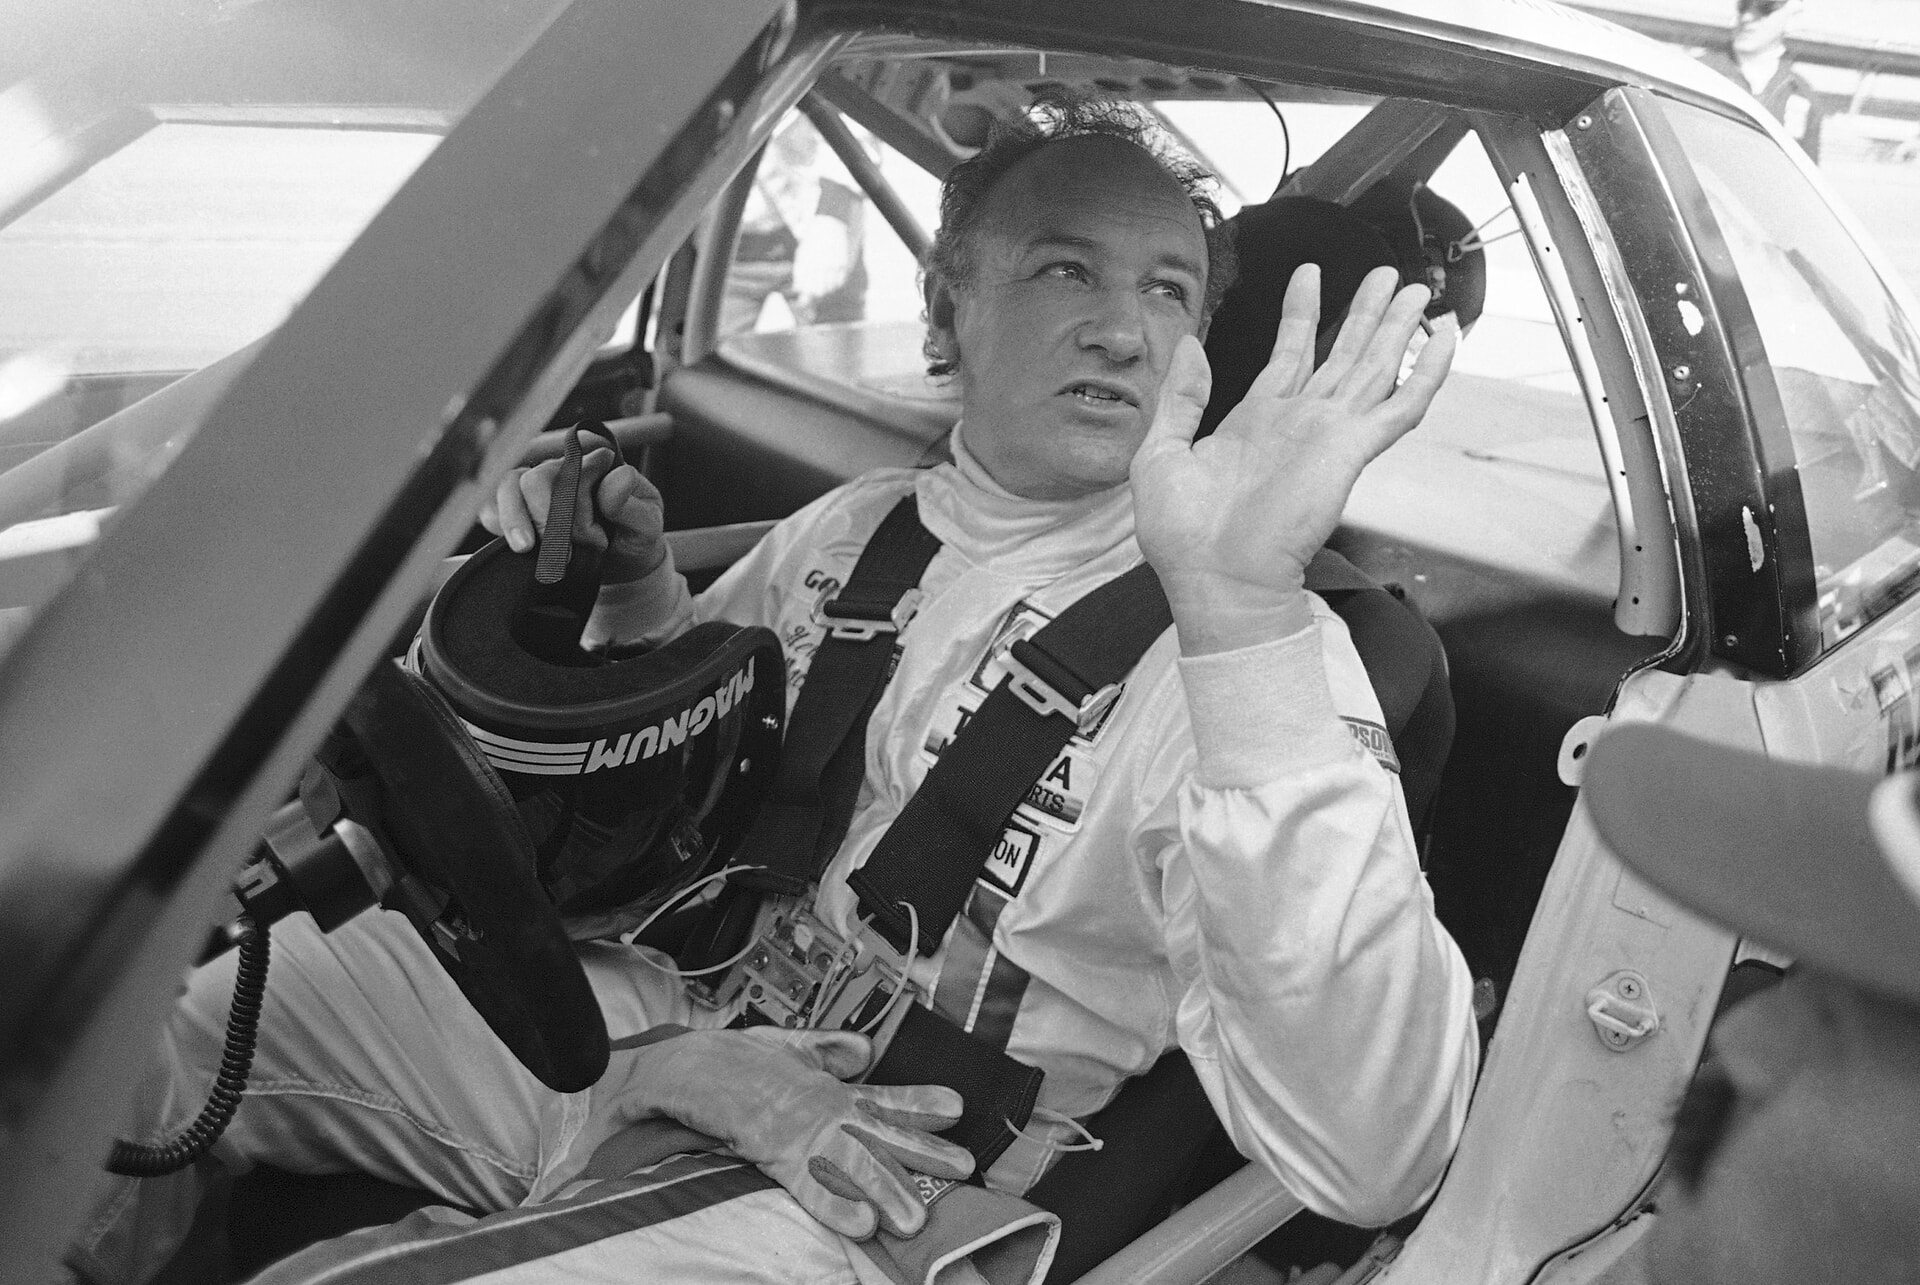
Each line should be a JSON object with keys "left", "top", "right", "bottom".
{"left": 1347, "top": 181, "right": 1486, "bottom": 338}
{"left": 1200, "top": 196, "right": 1396, "bottom": 437}
{"left": 1199, "top": 188, "right": 1486, "bottom": 438}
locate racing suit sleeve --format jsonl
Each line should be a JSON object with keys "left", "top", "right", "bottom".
{"left": 586, "top": 557, "right": 696, "bottom": 648}
{"left": 583, "top": 496, "right": 830, "bottom": 646}
{"left": 1145, "top": 599, "right": 1478, "bottom": 1226}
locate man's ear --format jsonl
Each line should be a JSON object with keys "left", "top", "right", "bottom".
{"left": 923, "top": 271, "right": 961, "bottom": 368}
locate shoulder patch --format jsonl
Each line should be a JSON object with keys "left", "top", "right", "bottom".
{"left": 1343, "top": 717, "right": 1400, "bottom": 774}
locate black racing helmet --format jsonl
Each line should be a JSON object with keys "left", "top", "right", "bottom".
{"left": 415, "top": 535, "right": 785, "bottom": 941}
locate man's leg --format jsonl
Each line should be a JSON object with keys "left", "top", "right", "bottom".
{"left": 245, "top": 1152, "right": 865, "bottom": 1285}
{"left": 69, "top": 908, "right": 698, "bottom": 1284}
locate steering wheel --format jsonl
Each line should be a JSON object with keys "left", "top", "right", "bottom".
{"left": 316, "top": 658, "right": 610, "bottom": 1094}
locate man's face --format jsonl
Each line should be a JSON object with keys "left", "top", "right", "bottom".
{"left": 1643, "top": 971, "right": 1920, "bottom": 1284}
{"left": 928, "top": 135, "right": 1209, "bottom": 501}
{"left": 1732, "top": 0, "right": 1793, "bottom": 56}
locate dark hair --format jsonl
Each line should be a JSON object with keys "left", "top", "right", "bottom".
{"left": 922, "top": 95, "right": 1239, "bottom": 377}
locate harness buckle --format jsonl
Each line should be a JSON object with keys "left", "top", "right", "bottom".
{"left": 698, "top": 901, "right": 919, "bottom": 1060}
{"left": 818, "top": 588, "right": 924, "bottom": 643}
{"left": 1001, "top": 638, "right": 1120, "bottom": 731}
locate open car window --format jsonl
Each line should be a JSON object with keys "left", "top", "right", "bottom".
{"left": 0, "top": 5, "right": 539, "bottom": 661}
{"left": 707, "top": 86, "right": 1614, "bottom": 611}
{"left": 714, "top": 105, "right": 946, "bottom": 413}
{"left": 0, "top": 122, "right": 438, "bottom": 381}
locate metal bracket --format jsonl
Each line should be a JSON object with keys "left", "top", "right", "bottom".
{"left": 818, "top": 588, "right": 923, "bottom": 643}
{"left": 1001, "top": 641, "right": 1119, "bottom": 730}
{"left": 1586, "top": 969, "right": 1659, "bottom": 1051}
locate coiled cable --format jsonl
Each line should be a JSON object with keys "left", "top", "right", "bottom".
{"left": 106, "top": 918, "right": 269, "bottom": 1177}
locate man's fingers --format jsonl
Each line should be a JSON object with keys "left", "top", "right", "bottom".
{"left": 1245, "top": 263, "right": 1320, "bottom": 403}
{"left": 851, "top": 1113, "right": 975, "bottom": 1182}
{"left": 769, "top": 1028, "right": 875, "bottom": 1082}
{"left": 1343, "top": 283, "right": 1435, "bottom": 406}
{"left": 1134, "top": 335, "right": 1211, "bottom": 466}
{"left": 795, "top": 1160, "right": 883, "bottom": 1240}
{"left": 597, "top": 464, "right": 669, "bottom": 579}
{"left": 1383, "top": 312, "right": 1459, "bottom": 432}
{"left": 855, "top": 1082, "right": 965, "bottom": 1133}
{"left": 575, "top": 446, "right": 616, "bottom": 499}
{"left": 1341, "top": 312, "right": 1458, "bottom": 471}
{"left": 1307, "top": 265, "right": 1400, "bottom": 390}
{"left": 597, "top": 464, "right": 665, "bottom": 534}
{"left": 813, "top": 1135, "right": 928, "bottom": 1238}
{"left": 490, "top": 466, "right": 546, "bottom": 553}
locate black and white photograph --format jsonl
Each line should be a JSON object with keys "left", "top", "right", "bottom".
{"left": 3, "top": 1, "right": 1918, "bottom": 1281}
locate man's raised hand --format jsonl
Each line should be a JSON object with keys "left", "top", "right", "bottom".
{"left": 479, "top": 448, "right": 668, "bottom": 587}
{"left": 1130, "top": 263, "right": 1456, "bottom": 654}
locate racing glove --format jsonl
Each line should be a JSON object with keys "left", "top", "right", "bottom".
{"left": 568, "top": 446, "right": 694, "bottom": 647}
{"left": 576, "top": 1026, "right": 973, "bottom": 1240}
{"left": 481, "top": 438, "right": 693, "bottom": 647}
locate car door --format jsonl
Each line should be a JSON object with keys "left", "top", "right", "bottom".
{"left": 1386, "top": 84, "right": 1920, "bottom": 1282}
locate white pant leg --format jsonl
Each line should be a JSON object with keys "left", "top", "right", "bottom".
{"left": 246, "top": 1154, "right": 863, "bottom": 1285}
{"left": 70, "top": 907, "right": 699, "bottom": 1284}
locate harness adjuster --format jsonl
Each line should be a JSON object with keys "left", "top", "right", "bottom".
{"left": 818, "top": 588, "right": 924, "bottom": 643}
{"left": 1003, "top": 637, "right": 1119, "bottom": 731}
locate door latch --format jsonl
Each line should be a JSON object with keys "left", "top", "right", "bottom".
{"left": 1586, "top": 969, "right": 1658, "bottom": 1051}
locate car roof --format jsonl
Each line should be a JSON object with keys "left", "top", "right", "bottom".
{"left": 21, "top": 0, "right": 1762, "bottom": 132}
{"left": 1321, "top": 0, "right": 1758, "bottom": 106}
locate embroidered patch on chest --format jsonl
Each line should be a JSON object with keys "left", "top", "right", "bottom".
{"left": 1343, "top": 716, "right": 1400, "bottom": 774}
{"left": 982, "top": 820, "right": 1042, "bottom": 896}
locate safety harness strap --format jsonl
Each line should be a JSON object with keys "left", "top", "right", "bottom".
{"left": 730, "top": 497, "right": 941, "bottom": 897}
{"left": 849, "top": 561, "right": 1174, "bottom": 954}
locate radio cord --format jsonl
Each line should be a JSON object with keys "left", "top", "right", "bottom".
{"left": 105, "top": 917, "right": 269, "bottom": 1176}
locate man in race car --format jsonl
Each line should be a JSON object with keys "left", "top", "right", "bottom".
{"left": 73, "top": 98, "right": 1477, "bottom": 1283}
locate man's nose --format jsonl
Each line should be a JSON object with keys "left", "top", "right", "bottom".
{"left": 1077, "top": 289, "right": 1147, "bottom": 363}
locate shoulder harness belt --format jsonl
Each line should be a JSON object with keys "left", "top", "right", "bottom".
{"left": 716, "top": 494, "right": 1367, "bottom": 1173}
{"left": 846, "top": 559, "right": 1171, "bottom": 954}
{"left": 728, "top": 497, "right": 942, "bottom": 897}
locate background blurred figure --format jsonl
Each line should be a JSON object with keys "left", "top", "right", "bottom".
{"left": 1584, "top": 725, "right": 1920, "bottom": 1284}
{"left": 1700, "top": 0, "right": 1826, "bottom": 161}
{"left": 721, "top": 114, "right": 868, "bottom": 334}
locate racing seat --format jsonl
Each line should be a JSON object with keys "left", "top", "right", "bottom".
{"left": 1025, "top": 193, "right": 1465, "bottom": 1280}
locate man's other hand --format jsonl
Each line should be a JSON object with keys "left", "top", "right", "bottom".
{"left": 1130, "top": 263, "right": 1457, "bottom": 655}
{"left": 479, "top": 449, "right": 668, "bottom": 587}
{"left": 577, "top": 1027, "right": 973, "bottom": 1241}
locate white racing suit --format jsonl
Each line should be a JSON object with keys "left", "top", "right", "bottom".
{"left": 71, "top": 428, "right": 1478, "bottom": 1283}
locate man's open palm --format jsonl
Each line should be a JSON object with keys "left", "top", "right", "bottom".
{"left": 1130, "top": 264, "right": 1456, "bottom": 650}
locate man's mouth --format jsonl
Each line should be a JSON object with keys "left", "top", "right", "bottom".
{"left": 1062, "top": 381, "right": 1137, "bottom": 407}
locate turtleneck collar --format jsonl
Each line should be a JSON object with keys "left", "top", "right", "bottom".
{"left": 913, "top": 421, "right": 1138, "bottom": 579}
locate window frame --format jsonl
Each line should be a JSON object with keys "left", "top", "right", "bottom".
{"left": 1568, "top": 85, "right": 1822, "bottom": 678}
